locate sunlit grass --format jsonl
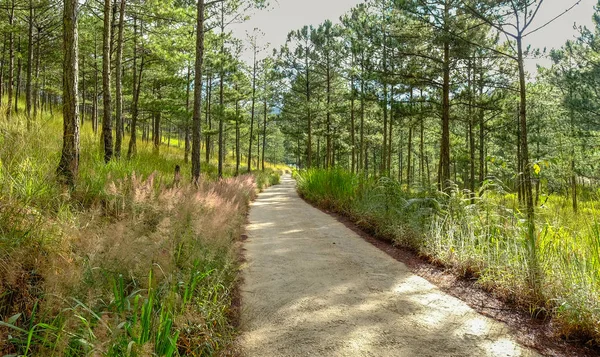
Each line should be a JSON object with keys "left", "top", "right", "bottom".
{"left": 0, "top": 97, "right": 281, "bottom": 356}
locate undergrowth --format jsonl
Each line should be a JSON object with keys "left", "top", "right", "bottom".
{"left": 296, "top": 168, "right": 600, "bottom": 345}
{"left": 0, "top": 101, "right": 281, "bottom": 356}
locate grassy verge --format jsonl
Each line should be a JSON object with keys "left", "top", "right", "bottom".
{"left": 0, "top": 104, "right": 281, "bottom": 356}
{"left": 295, "top": 168, "right": 600, "bottom": 345}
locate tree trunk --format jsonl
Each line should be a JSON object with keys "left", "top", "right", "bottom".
{"left": 407, "top": 122, "right": 413, "bottom": 188}
{"left": 217, "top": 2, "right": 225, "bottom": 178}
{"left": 350, "top": 77, "right": 356, "bottom": 174}
{"left": 205, "top": 74, "right": 212, "bottom": 163}
{"left": 0, "top": 34, "right": 5, "bottom": 104}
{"left": 257, "top": 110, "right": 261, "bottom": 169}
{"left": 33, "top": 29, "right": 41, "bottom": 120}
{"left": 262, "top": 95, "right": 267, "bottom": 171}
{"left": 306, "top": 50, "right": 312, "bottom": 169}
{"left": 235, "top": 84, "right": 240, "bottom": 175}
{"left": 439, "top": 0, "right": 451, "bottom": 189}
{"left": 6, "top": 0, "right": 15, "bottom": 120}
{"left": 81, "top": 53, "right": 86, "bottom": 125}
{"left": 326, "top": 55, "right": 332, "bottom": 169}
{"left": 467, "top": 61, "right": 475, "bottom": 195}
{"left": 247, "top": 47, "right": 257, "bottom": 172}
{"left": 167, "top": 124, "right": 171, "bottom": 147}
{"left": 381, "top": 37, "right": 388, "bottom": 176}
{"left": 128, "top": 18, "right": 143, "bottom": 159}
{"left": 398, "top": 128, "right": 403, "bottom": 184}
{"left": 440, "top": 37, "right": 451, "bottom": 190}
{"left": 15, "top": 36, "right": 22, "bottom": 114}
{"left": 114, "top": 0, "right": 126, "bottom": 158}
{"left": 517, "top": 34, "right": 538, "bottom": 289}
{"left": 569, "top": 96, "right": 578, "bottom": 214}
{"left": 26, "top": 2, "right": 34, "bottom": 126}
{"left": 57, "top": 0, "right": 80, "bottom": 187}
{"left": 153, "top": 85, "right": 161, "bottom": 154}
{"left": 388, "top": 84, "right": 394, "bottom": 176}
{"left": 191, "top": 0, "right": 205, "bottom": 184}
{"left": 92, "top": 32, "right": 99, "bottom": 134}
{"left": 360, "top": 58, "right": 365, "bottom": 172}
{"left": 478, "top": 66, "right": 485, "bottom": 188}
{"left": 102, "top": 0, "right": 113, "bottom": 163}
{"left": 184, "top": 62, "right": 191, "bottom": 163}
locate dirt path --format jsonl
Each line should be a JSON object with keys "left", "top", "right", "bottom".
{"left": 239, "top": 175, "right": 540, "bottom": 357}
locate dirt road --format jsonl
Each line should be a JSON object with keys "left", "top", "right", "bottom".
{"left": 239, "top": 175, "right": 540, "bottom": 357}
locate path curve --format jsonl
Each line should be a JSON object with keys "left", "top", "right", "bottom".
{"left": 239, "top": 174, "right": 540, "bottom": 357}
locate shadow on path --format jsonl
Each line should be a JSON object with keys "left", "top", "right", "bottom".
{"left": 239, "top": 175, "right": 540, "bottom": 357}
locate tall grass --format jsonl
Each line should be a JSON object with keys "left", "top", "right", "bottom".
{"left": 0, "top": 100, "right": 281, "bottom": 356}
{"left": 296, "top": 168, "right": 600, "bottom": 344}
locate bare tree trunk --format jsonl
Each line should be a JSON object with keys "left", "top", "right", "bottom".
{"left": 102, "top": 0, "right": 113, "bottom": 162}
{"left": 114, "top": 0, "right": 126, "bottom": 158}
{"left": 478, "top": 65, "right": 485, "bottom": 188}
{"left": 326, "top": 55, "right": 332, "bottom": 169}
{"left": 306, "top": 49, "right": 312, "bottom": 168}
{"left": 440, "top": 37, "right": 451, "bottom": 189}
{"left": 359, "top": 58, "right": 365, "bottom": 172}
{"left": 26, "top": 2, "right": 34, "bottom": 126}
{"left": 57, "top": 0, "right": 80, "bottom": 187}
{"left": 247, "top": 46, "right": 257, "bottom": 172}
{"left": 262, "top": 94, "right": 267, "bottom": 171}
{"left": 0, "top": 34, "right": 5, "bottom": 104}
{"left": 516, "top": 34, "right": 538, "bottom": 291}
{"left": 381, "top": 35, "right": 387, "bottom": 175}
{"left": 388, "top": 84, "right": 394, "bottom": 176}
{"left": 418, "top": 89, "right": 424, "bottom": 184}
{"left": 167, "top": 124, "right": 171, "bottom": 147}
{"left": 256, "top": 110, "right": 260, "bottom": 169}
{"left": 235, "top": 84, "right": 240, "bottom": 175}
{"left": 205, "top": 74, "right": 212, "bottom": 163}
{"left": 81, "top": 54, "right": 86, "bottom": 125}
{"left": 33, "top": 30, "right": 40, "bottom": 120}
{"left": 184, "top": 62, "right": 191, "bottom": 163}
{"left": 92, "top": 32, "right": 98, "bottom": 134}
{"left": 407, "top": 122, "right": 413, "bottom": 188}
{"left": 191, "top": 0, "right": 205, "bottom": 184}
{"left": 569, "top": 95, "right": 578, "bottom": 214}
{"left": 217, "top": 2, "right": 225, "bottom": 178}
{"left": 153, "top": 84, "right": 161, "bottom": 154}
{"left": 128, "top": 17, "right": 143, "bottom": 159}
{"left": 350, "top": 82, "right": 355, "bottom": 173}
{"left": 6, "top": 0, "right": 15, "bottom": 120}
{"left": 15, "top": 36, "right": 22, "bottom": 114}
{"left": 398, "top": 127, "right": 403, "bottom": 183}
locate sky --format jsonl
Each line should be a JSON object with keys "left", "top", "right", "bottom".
{"left": 230, "top": 0, "right": 597, "bottom": 74}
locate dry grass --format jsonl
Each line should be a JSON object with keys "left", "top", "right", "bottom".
{"left": 0, "top": 102, "right": 281, "bottom": 356}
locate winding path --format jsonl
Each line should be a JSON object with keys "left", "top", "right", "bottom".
{"left": 239, "top": 174, "right": 539, "bottom": 357}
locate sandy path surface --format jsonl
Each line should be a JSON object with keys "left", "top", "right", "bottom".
{"left": 239, "top": 175, "right": 540, "bottom": 357}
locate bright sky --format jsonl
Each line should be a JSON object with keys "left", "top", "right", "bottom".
{"left": 231, "top": 0, "right": 597, "bottom": 73}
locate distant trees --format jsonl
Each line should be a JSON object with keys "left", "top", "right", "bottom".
{"left": 4, "top": 0, "right": 590, "bottom": 197}
{"left": 275, "top": 0, "right": 586, "bottom": 211}
{"left": 0, "top": 0, "right": 284, "bottom": 186}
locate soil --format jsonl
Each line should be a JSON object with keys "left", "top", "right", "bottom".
{"left": 238, "top": 175, "right": 544, "bottom": 357}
